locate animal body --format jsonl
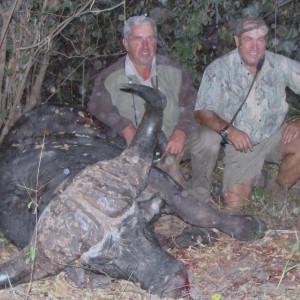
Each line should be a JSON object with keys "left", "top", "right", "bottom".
{"left": 0, "top": 85, "right": 266, "bottom": 297}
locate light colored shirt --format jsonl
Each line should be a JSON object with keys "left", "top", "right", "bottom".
{"left": 125, "top": 55, "right": 157, "bottom": 87}
{"left": 195, "top": 49, "right": 300, "bottom": 144}
{"left": 123, "top": 56, "right": 157, "bottom": 126}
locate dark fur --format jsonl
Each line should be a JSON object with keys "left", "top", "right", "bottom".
{"left": 0, "top": 85, "right": 266, "bottom": 297}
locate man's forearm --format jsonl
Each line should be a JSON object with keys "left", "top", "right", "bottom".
{"left": 195, "top": 110, "right": 229, "bottom": 133}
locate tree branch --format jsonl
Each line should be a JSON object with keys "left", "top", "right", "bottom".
{"left": 17, "top": 1, "right": 125, "bottom": 51}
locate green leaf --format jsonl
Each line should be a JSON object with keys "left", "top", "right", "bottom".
{"left": 290, "top": 240, "right": 300, "bottom": 254}
{"left": 212, "top": 293, "right": 222, "bottom": 300}
{"left": 21, "top": 52, "right": 30, "bottom": 65}
{"left": 26, "top": 246, "right": 36, "bottom": 262}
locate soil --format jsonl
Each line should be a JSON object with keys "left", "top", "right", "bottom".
{"left": 0, "top": 162, "right": 300, "bottom": 300}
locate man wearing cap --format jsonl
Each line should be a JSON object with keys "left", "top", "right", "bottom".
{"left": 194, "top": 16, "right": 300, "bottom": 209}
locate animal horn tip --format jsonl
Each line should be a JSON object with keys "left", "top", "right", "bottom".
{"left": 120, "top": 83, "right": 140, "bottom": 93}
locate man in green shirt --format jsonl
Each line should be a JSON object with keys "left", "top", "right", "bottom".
{"left": 195, "top": 16, "right": 300, "bottom": 209}
{"left": 88, "top": 15, "right": 207, "bottom": 198}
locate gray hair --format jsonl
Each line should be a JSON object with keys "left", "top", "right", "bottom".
{"left": 123, "top": 16, "right": 157, "bottom": 39}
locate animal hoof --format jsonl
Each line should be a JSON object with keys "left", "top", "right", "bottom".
{"left": 232, "top": 215, "right": 267, "bottom": 241}
{"left": 255, "top": 216, "right": 267, "bottom": 237}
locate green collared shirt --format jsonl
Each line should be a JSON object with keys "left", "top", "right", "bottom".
{"left": 88, "top": 54, "right": 197, "bottom": 138}
{"left": 195, "top": 49, "right": 300, "bottom": 144}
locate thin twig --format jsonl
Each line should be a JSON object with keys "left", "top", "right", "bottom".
{"left": 17, "top": 1, "right": 125, "bottom": 51}
{"left": 264, "top": 0, "right": 296, "bottom": 19}
{"left": 26, "top": 135, "right": 46, "bottom": 298}
{"left": 6, "top": 272, "right": 17, "bottom": 298}
{"left": 117, "top": 255, "right": 146, "bottom": 300}
{"left": 44, "top": 60, "right": 84, "bottom": 103}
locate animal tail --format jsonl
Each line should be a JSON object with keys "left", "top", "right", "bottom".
{"left": 0, "top": 245, "right": 58, "bottom": 289}
{"left": 120, "top": 84, "right": 163, "bottom": 158}
{"left": 0, "top": 249, "right": 31, "bottom": 289}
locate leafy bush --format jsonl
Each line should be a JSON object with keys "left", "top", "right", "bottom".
{"left": 1, "top": 0, "right": 299, "bottom": 143}
{"left": 44, "top": 0, "right": 300, "bottom": 103}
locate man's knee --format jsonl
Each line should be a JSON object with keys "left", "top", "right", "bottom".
{"left": 223, "top": 178, "right": 255, "bottom": 209}
{"left": 277, "top": 137, "right": 300, "bottom": 187}
{"left": 155, "top": 153, "right": 188, "bottom": 188}
{"left": 277, "top": 153, "right": 300, "bottom": 187}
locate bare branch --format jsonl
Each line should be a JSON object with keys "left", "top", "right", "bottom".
{"left": 0, "top": 0, "right": 21, "bottom": 109}
{"left": 0, "top": 0, "right": 20, "bottom": 49}
{"left": 18, "top": 1, "right": 125, "bottom": 51}
{"left": 27, "top": 52, "right": 50, "bottom": 109}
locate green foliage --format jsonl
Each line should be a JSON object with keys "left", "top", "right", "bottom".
{"left": 277, "top": 240, "right": 300, "bottom": 290}
{"left": 42, "top": 0, "right": 299, "bottom": 108}
{"left": 211, "top": 293, "right": 222, "bottom": 300}
{"left": 152, "top": 0, "right": 300, "bottom": 86}
{"left": 83, "top": 291, "right": 94, "bottom": 300}
{"left": 1, "top": 0, "right": 298, "bottom": 143}
{"left": 0, "top": 110, "right": 9, "bottom": 120}
{"left": 26, "top": 245, "right": 36, "bottom": 263}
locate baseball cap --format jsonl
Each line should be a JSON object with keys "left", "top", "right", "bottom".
{"left": 235, "top": 17, "right": 268, "bottom": 36}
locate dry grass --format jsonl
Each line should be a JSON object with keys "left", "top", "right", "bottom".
{"left": 1, "top": 214, "right": 299, "bottom": 299}
{"left": 0, "top": 161, "right": 300, "bottom": 299}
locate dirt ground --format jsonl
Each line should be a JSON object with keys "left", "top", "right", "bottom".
{"left": 0, "top": 163, "right": 300, "bottom": 300}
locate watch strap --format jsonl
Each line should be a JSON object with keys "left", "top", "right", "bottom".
{"left": 219, "top": 125, "right": 230, "bottom": 144}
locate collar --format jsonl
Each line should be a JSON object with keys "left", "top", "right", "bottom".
{"left": 234, "top": 49, "right": 267, "bottom": 75}
{"left": 125, "top": 55, "right": 157, "bottom": 85}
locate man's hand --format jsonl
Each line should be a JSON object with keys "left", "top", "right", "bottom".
{"left": 281, "top": 118, "right": 300, "bottom": 144}
{"left": 165, "top": 129, "right": 186, "bottom": 155}
{"left": 195, "top": 110, "right": 253, "bottom": 153}
{"left": 227, "top": 126, "right": 253, "bottom": 152}
{"left": 122, "top": 125, "right": 137, "bottom": 146}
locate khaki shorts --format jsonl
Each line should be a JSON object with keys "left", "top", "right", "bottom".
{"left": 222, "top": 127, "right": 282, "bottom": 191}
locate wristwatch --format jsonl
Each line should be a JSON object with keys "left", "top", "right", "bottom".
{"left": 219, "top": 125, "right": 230, "bottom": 144}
